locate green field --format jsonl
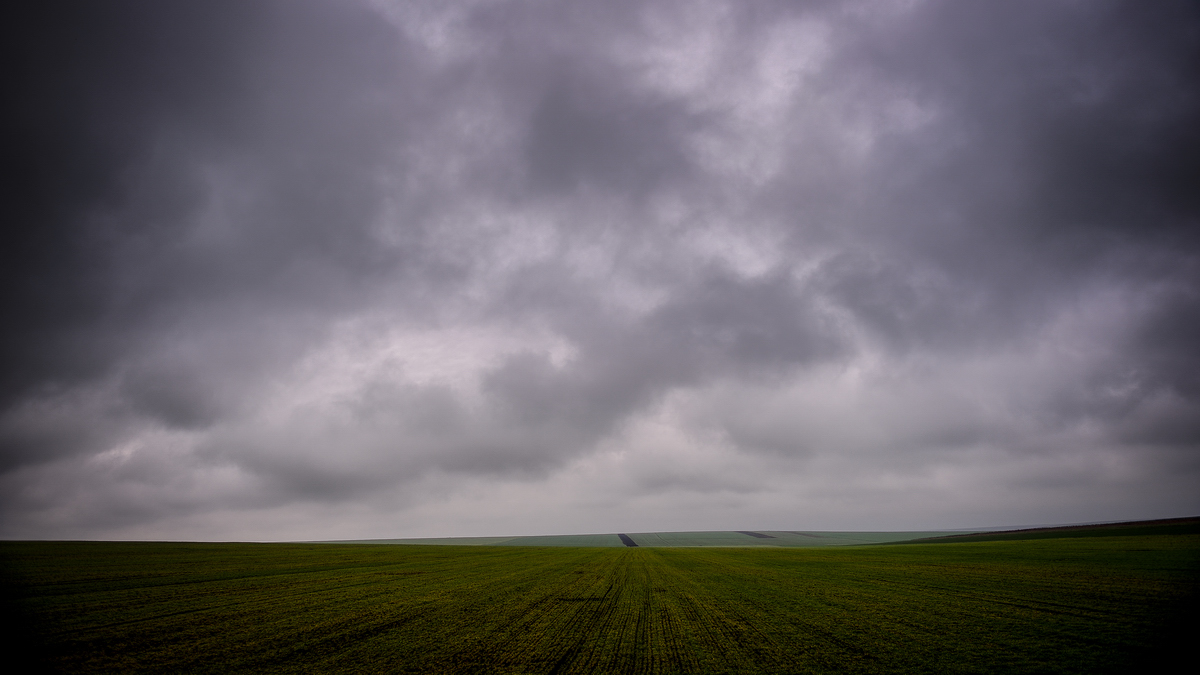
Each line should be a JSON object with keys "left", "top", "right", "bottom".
{"left": 3, "top": 530, "right": 1196, "bottom": 673}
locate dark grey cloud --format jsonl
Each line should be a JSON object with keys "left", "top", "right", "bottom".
{"left": 524, "top": 78, "right": 697, "bottom": 196}
{"left": 4, "top": 0, "right": 420, "bottom": 399}
{"left": 2, "top": 0, "right": 1197, "bottom": 540}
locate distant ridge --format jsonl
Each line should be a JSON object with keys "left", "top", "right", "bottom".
{"left": 328, "top": 529, "right": 974, "bottom": 548}
{"left": 902, "top": 516, "right": 1200, "bottom": 544}
{"left": 323, "top": 517, "right": 1200, "bottom": 548}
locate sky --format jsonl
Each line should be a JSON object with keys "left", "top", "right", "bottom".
{"left": 3, "top": 0, "right": 1198, "bottom": 541}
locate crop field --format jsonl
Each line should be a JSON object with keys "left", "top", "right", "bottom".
{"left": 2, "top": 528, "right": 1196, "bottom": 674}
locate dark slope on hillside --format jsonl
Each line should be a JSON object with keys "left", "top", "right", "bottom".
{"left": 904, "top": 516, "right": 1200, "bottom": 544}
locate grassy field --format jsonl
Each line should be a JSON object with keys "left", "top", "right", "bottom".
{"left": 2, "top": 531, "right": 1196, "bottom": 673}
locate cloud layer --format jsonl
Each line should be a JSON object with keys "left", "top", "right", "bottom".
{"left": 3, "top": 0, "right": 1198, "bottom": 540}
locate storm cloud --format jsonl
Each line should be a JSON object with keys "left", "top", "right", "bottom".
{"left": 3, "top": 0, "right": 1197, "bottom": 540}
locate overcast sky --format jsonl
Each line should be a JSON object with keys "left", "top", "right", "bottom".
{"left": 4, "top": 0, "right": 1198, "bottom": 541}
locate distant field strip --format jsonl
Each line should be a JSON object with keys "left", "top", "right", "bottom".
{"left": 617, "top": 533, "right": 638, "bottom": 547}
{"left": 337, "top": 530, "right": 966, "bottom": 547}
{"left": 3, "top": 532, "right": 1195, "bottom": 673}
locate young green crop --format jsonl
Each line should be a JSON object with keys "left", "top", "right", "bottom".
{"left": 3, "top": 534, "right": 1195, "bottom": 673}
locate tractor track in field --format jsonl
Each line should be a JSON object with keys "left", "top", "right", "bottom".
{"left": 554, "top": 565, "right": 632, "bottom": 673}
{"left": 438, "top": 551, "right": 625, "bottom": 673}
{"left": 542, "top": 550, "right": 681, "bottom": 675}
{"left": 545, "top": 581, "right": 620, "bottom": 674}
{"left": 651, "top": 558, "right": 787, "bottom": 671}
